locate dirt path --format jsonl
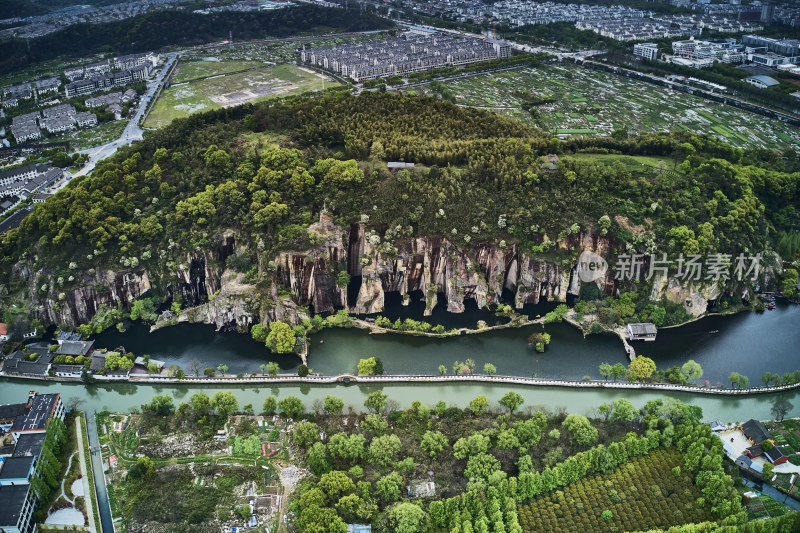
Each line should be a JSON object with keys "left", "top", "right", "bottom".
{"left": 276, "top": 465, "right": 303, "bottom": 533}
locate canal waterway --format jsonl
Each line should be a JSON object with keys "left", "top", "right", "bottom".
{"left": 1, "top": 378, "right": 799, "bottom": 424}
{"left": 93, "top": 301, "right": 800, "bottom": 384}
{"left": 85, "top": 412, "right": 114, "bottom": 533}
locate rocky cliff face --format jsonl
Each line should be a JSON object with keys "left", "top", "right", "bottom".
{"left": 346, "top": 228, "right": 609, "bottom": 316}
{"left": 274, "top": 212, "right": 348, "bottom": 314}
{"left": 13, "top": 261, "right": 153, "bottom": 330}
{"left": 174, "top": 269, "right": 256, "bottom": 331}
{"left": 17, "top": 214, "right": 737, "bottom": 330}
{"left": 650, "top": 275, "right": 720, "bottom": 317}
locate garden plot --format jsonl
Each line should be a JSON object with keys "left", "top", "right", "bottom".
{"left": 190, "top": 33, "right": 388, "bottom": 65}
{"left": 406, "top": 64, "right": 800, "bottom": 150}
{"left": 745, "top": 494, "right": 791, "bottom": 520}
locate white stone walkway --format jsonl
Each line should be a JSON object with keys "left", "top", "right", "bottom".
{"left": 76, "top": 416, "right": 97, "bottom": 533}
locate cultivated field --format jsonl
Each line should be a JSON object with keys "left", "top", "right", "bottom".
{"left": 191, "top": 33, "right": 388, "bottom": 64}
{"left": 405, "top": 64, "right": 800, "bottom": 151}
{"left": 144, "top": 63, "right": 338, "bottom": 128}
{"left": 518, "top": 448, "right": 714, "bottom": 532}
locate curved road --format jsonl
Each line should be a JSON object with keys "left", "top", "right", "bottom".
{"left": 73, "top": 52, "right": 178, "bottom": 178}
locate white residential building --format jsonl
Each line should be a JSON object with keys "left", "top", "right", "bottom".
{"left": 75, "top": 111, "right": 97, "bottom": 127}
{"left": 633, "top": 42, "right": 659, "bottom": 60}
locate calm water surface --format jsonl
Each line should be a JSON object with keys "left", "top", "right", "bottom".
{"left": 93, "top": 302, "right": 800, "bottom": 383}
{"left": 2, "top": 378, "right": 799, "bottom": 424}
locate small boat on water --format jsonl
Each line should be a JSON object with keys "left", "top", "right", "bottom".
{"left": 766, "top": 303, "right": 776, "bottom": 310}
{"left": 709, "top": 330, "right": 719, "bottom": 334}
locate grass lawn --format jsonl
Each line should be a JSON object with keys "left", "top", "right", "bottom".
{"left": 173, "top": 59, "right": 266, "bottom": 83}
{"left": 567, "top": 153, "right": 668, "bottom": 170}
{"left": 238, "top": 131, "right": 287, "bottom": 153}
{"left": 144, "top": 64, "right": 337, "bottom": 129}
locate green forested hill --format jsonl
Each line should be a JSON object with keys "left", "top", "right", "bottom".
{"left": 1, "top": 92, "right": 798, "bottom": 306}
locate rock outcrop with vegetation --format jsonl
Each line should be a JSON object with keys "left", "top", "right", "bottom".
{"left": 1, "top": 92, "right": 797, "bottom": 337}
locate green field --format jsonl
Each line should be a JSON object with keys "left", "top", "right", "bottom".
{"left": 404, "top": 64, "right": 800, "bottom": 150}
{"left": 173, "top": 59, "right": 267, "bottom": 83}
{"left": 144, "top": 63, "right": 338, "bottom": 128}
{"left": 556, "top": 128, "right": 596, "bottom": 134}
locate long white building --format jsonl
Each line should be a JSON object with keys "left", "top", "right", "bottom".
{"left": 302, "top": 32, "right": 511, "bottom": 82}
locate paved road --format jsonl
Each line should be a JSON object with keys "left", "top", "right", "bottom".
{"left": 76, "top": 416, "right": 98, "bottom": 533}
{"left": 73, "top": 52, "right": 178, "bottom": 178}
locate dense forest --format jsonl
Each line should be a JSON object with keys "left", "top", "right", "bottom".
{"left": 0, "top": 91, "right": 798, "bottom": 333}
{"left": 0, "top": 6, "right": 393, "bottom": 75}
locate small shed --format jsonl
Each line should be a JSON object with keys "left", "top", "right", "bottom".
{"left": 735, "top": 455, "right": 763, "bottom": 474}
{"left": 626, "top": 323, "right": 657, "bottom": 341}
{"left": 387, "top": 162, "right": 414, "bottom": 169}
{"left": 746, "top": 445, "right": 764, "bottom": 459}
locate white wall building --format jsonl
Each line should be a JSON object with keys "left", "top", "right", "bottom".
{"left": 633, "top": 42, "right": 660, "bottom": 60}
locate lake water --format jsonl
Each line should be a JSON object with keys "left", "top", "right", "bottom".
{"left": 3, "top": 300, "right": 798, "bottom": 423}
{"left": 93, "top": 301, "right": 800, "bottom": 384}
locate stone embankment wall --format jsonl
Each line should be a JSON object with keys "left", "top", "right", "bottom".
{"left": 8, "top": 372, "right": 795, "bottom": 396}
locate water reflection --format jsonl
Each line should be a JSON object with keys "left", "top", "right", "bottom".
{"left": 3, "top": 378, "right": 798, "bottom": 423}
{"left": 92, "top": 302, "right": 799, "bottom": 383}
